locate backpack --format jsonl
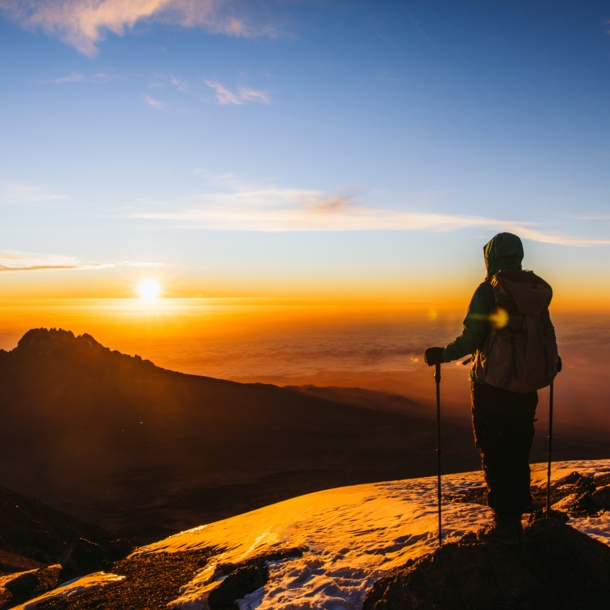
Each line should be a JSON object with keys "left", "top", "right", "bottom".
{"left": 472, "top": 269, "right": 558, "bottom": 393}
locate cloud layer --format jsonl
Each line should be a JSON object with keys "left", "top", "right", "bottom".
{"left": 130, "top": 184, "right": 610, "bottom": 246}
{"left": 0, "top": 251, "right": 162, "bottom": 272}
{"left": 0, "top": 0, "right": 271, "bottom": 55}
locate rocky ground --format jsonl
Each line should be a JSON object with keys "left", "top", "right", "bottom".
{"left": 29, "top": 549, "right": 213, "bottom": 610}
{"left": 0, "top": 485, "right": 113, "bottom": 572}
{"left": 362, "top": 518, "right": 610, "bottom": 610}
{"left": 448, "top": 469, "right": 610, "bottom": 521}
{"left": 2, "top": 466, "right": 610, "bottom": 609}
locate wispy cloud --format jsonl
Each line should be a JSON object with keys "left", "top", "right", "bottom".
{"left": 203, "top": 80, "right": 240, "bottom": 105}
{"left": 204, "top": 80, "right": 269, "bottom": 105}
{"left": 506, "top": 227, "right": 610, "bottom": 247}
{"left": 169, "top": 74, "right": 188, "bottom": 93}
{"left": 0, "top": 0, "right": 275, "bottom": 56}
{"left": 574, "top": 215, "right": 610, "bottom": 221}
{"left": 35, "top": 71, "right": 85, "bottom": 84}
{"left": 238, "top": 86, "right": 269, "bottom": 104}
{"left": 144, "top": 95, "right": 168, "bottom": 111}
{"left": 0, "top": 183, "right": 66, "bottom": 204}
{"left": 128, "top": 182, "right": 610, "bottom": 246}
{"left": 0, "top": 251, "right": 163, "bottom": 272}
{"left": 32, "top": 71, "right": 113, "bottom": 85}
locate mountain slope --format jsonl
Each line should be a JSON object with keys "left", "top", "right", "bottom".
{"left": 0, "top": 328, "right": 480, "bottom": 542}
{"left": 0, "top": 484, "right": 112, "bottom": 572}
{"left": 6, "top": 459, "right": 610, "bottom": 610}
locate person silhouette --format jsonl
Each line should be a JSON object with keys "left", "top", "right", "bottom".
{"left": 424, "top": 232, "right": 559, "bottom": 545}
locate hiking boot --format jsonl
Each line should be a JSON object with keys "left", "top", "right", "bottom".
{"left": 476, "top": 516, "right": 519, "bottom": 546}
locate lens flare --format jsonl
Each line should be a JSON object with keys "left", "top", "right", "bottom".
{"left": 490, "top": 307, "right": 509, "bottom": 329}
{"left": 138, "top": 279, "right": 160, "bottom": 299}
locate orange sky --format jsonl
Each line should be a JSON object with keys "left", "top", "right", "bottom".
{"left": 1, "top": 296, "right": 609, "bottom": 434}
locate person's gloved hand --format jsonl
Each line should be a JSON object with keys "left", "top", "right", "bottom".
{"left": 557, "top": 355, "right": 562, "bottom": 373}
{"left": 424, "top": 347, "right": 445, "bottom": 366}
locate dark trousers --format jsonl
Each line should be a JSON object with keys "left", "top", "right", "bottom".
{"left": 471, "top": 382, "right": 538, "bottom": 519}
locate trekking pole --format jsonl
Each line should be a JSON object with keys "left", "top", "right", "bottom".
{"left": 435, "top": 362, "right": 442, "bottom": 546}
{"left": 546, "top": 381, "right": 554, "bottom": 517}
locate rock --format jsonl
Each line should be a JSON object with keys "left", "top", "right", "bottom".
{"left": 4, "top": 571, "right": 39, "bottom": 595}
{"left": 555, "top": 471, "right": 582, "bottom": 486}
{"left": 60, "top": 538, "right": 105, "bottom": 577}
{"left": 528, "top": 507, "right": 569, "bottom": 523}
{"left": 574, "top": 492, "right": 600, "bottom": 515}
{"left": 208, "top": 565, "right": 269, "bottom": 610}
{"left": 363, "top": 519, "right": 610, "bottom": 610}
{"left": 592, "top": 485, "right": 610, "bottom": 509}
{"left": 551, "top": 493, "right": 579, "bottom": 511}
{"left": 106, "top": 538, "right": 134, "bottom": 561}
{"left": 573, "top": 475, "right": 596, "bottom": 494}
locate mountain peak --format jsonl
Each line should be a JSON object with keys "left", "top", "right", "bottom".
{"left": 16, "top": 328, "right": 104, "bottom": 357}
{"left": 4, "top": 328, "right": 155, "bottom": 375}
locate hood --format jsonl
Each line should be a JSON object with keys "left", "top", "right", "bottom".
{"left": 484, "top": 232, "right": 524, "bottom": 279}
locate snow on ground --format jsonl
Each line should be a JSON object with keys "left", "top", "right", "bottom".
{"left": 11, "top": 572, "right": 125, "bottom": 610}
{"left": 137, "top": 459, "right": 610, "bottom": 610}
{"left": 8, "top": 459, "right": 609, "bottom": 610}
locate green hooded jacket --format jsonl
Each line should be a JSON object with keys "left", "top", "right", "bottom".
{"left": 442, "top": 232, "right": 553, "bottom": 382}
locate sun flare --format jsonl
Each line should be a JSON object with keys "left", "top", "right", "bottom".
{"left": 138, "top": 279, "right": 160, "bottom": 299}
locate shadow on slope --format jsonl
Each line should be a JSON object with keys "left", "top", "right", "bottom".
{"left": 363, "top": 518, "right": 610, "bottom": 610}
{"left": 0, "top": 484, "right": 112, "bottom": 573}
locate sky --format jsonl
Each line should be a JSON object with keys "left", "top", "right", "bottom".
{"left": 1, "top": 0, "right": 610, "bottom": 424}
{"left": 1, "top": 0, "right": 609, "bottom": 306}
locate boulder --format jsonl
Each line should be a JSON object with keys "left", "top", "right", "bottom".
{"left": 4, "top": 571, "right": 39, "bottom": 595}
{"left": 59, "top": 538, "right": 105, "bottom": 577}
{"left": 106, "top": 538, "right": 134, "bottom": 562}
{"left": 592, "top": 485, "right": 610, "bottom": 509}
{"left": 363, "top": 519, "right": 610, "bottom": 610}
{"left": 556, "top": 471, "right": 582, "bottom": 486}
{"left": 208, "top": 565, "right": 269, "bottom": 610}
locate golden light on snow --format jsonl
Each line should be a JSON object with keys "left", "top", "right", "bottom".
{"left": 138, "top": 279, "right": 160, "bottom": 300}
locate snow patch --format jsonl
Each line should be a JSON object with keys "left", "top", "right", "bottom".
{"left": 11, "top": 572, "right": 125, "bottom": 609}
{"left": 141, "top": 459, "right": 610, "bottom": 610}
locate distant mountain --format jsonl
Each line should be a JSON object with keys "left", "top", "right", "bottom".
{"left": 0, "top": 328, "right": 481, "bottom": 543}
{"left": 285, "top": 385, "right": 430, "bottom": 417}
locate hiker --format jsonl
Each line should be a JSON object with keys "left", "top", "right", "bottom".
{"left": 424, "top": 232, "right": 560, "bottom": 545}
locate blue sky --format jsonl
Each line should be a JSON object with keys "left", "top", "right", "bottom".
{"left": 1, "top": 0, "right": 609, "bottom": 304}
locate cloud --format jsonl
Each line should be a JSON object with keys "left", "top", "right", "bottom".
{"left": 238, "top": 86, "right": 269, "bottom": 104}
{"left": 35, "top": 72, "right": 85, "bottom": 84}
{"left": 506, "top": 226, "right": 610, "bottom": 247}
{"left": 33, "top": 71, "right": 113, "bottom": 84}
{"left": 0, "top": 0, "right": 274, "bottom": 56}
{"left": 128, "top": 183, "right": 610, "bottom": 246}
{"left": 144, "top": 95, "right": 168, "bottom": 110}
{"left": 0, "top": 183, "right": 66, "bottom": 204}
{"left": 0, "top": 251, "right": 163, "bottom": 272}
{"left": 169, "top": 75, "right": 188, "bottom": 92}
{"left": 203, "top": 80, "right": 240, "bottom": 105}
{"left": 204, "top": 80, "right": 269, "bottom": 105}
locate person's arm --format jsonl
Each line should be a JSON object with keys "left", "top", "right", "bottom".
{"left": 442, "top": 283, "right": 495, "bottom": 362}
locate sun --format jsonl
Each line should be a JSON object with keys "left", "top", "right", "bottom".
{"left": 138, "top": 279, "right": 160, "bottom": 299}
